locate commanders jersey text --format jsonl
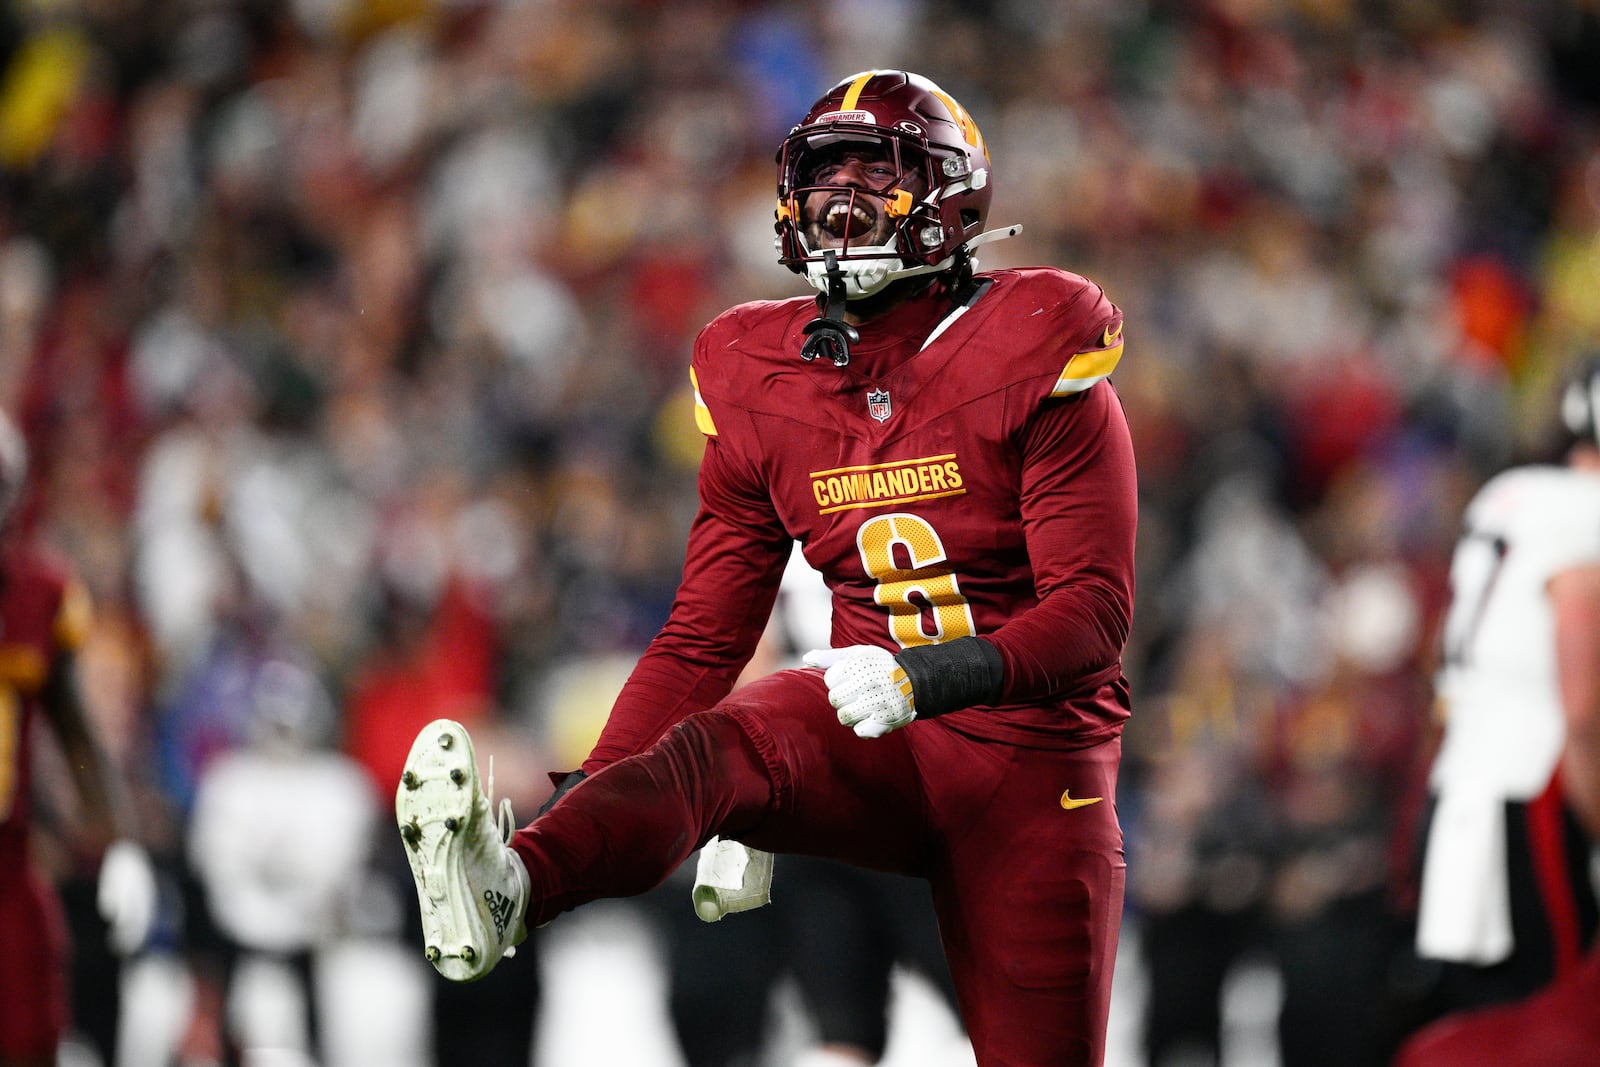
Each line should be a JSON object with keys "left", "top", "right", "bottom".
{"left": 810, "top": 454, "right": 966, "bottom": 514}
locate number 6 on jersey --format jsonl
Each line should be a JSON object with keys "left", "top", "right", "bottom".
{"left": 855, "top": 512, "right": 976, "bottom": 648}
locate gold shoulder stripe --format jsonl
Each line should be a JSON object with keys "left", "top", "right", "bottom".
{"left": 1049, "top": 340, "right": 1123, "bottom": 397}
{"left": 690, "top": 366, "right": 718, "bottom": 437}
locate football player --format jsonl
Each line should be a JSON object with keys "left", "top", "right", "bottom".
{"left": 397, "top": 70, "right": 1136, "bottom": 1066}
{"left": 0, "top": 410, "right": 154, "bottom": 1067}
{"left": 1397, "top": 358, "right": 1600, "bottom": 1063}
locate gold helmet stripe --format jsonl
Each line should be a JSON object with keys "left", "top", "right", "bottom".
{"left": 839, "top": 71, "right": 878, "bottom": 112}
{"left": 930, "top": 89, "right": 988, "bottom": 160}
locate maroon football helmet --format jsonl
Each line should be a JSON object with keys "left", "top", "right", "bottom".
{"left": 776, "top": 71, "right": 998, "bottom": 299}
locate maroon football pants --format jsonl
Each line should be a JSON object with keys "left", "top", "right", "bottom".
{"left": 0, "top": 863, "right": 69, "bottom": 1062}
{"left": 509, "top": 668, "right": 1126, "bottom": 1067}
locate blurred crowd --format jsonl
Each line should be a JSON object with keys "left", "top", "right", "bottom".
{"left": 7, "top": 0, "right": 1600, "bottom": 1064}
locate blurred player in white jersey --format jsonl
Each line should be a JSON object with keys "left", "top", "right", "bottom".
{"left": 1396, "top": 360, "right": 1600, "bottom": 1063}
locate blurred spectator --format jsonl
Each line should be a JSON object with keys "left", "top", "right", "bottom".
{"left": 1258, "top": 467, "right": 1440, "bottom": 1067}
{"left": 183, "top": 659, "right": 377, "bottom": 1065}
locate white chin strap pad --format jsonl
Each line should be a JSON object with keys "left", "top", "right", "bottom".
{"left": 799, "top": 225, "right": 1023, "bottom": 300}
{"left": 802, "top": 248, "right": 903, "bottom": 298}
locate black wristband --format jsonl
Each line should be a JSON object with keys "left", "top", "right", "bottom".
{"left": 894, "top": 636, "right": 1005, "bottom": 719}
{"left": 538, "top": 769, "right": 588, "bottom": 816}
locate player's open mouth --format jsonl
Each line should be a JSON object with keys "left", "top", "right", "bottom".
{"left": 823, "top": 197, "right": 877, "bottom": 240}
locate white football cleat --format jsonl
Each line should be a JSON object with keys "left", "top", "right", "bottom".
{"left": 396, "top": 718, "right": 531, "bottom": 982}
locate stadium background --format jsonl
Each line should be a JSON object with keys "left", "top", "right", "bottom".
{"left": 5, "top": 0, "right": 1600, "bottom": 1064}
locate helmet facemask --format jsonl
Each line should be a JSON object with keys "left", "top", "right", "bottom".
{"left": 779, "top": 127, "right": 944, "bottom": 300}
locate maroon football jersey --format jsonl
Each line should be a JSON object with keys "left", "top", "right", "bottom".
{"left": 586, "top": 267, "right": 1136, "bottom": 770}
{"left": 0, "top": 541, "right": 90, "bottom": 866}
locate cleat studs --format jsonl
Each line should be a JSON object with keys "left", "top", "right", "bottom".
{"left": 450, "top": 768, "right": 464, "bottom": 785}
{"left": 425, "top": 946, "right": 440, "bottom": 962}
{"left": 400, "top": 822, "right": 420, "bottom": 846}
{"left": 444, "top": 817, "right": 459, "bottom": 832}
{"left": 438, "top": 733, "right": 453, "bottom": 749}
{"left": 461, "top": 946, "right": 476, "bottom": 962}
{"left": 401, "top": 770, "right": 419, "bottom": 789}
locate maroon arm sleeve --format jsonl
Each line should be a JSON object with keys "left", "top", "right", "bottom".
{"left": 581, "top": 434, "right": 791, "bottom": 774}
{"left": 983, "top": 379, "right": 1138, "bottom": 702}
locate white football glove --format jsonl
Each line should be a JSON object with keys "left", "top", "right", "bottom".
{"left": 802, "top": 645, "right": 916, "bottom": 738}
{"left": 97, "top": 839, "right": 157, "bottom": 955}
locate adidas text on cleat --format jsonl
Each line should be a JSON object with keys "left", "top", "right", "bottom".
{"left": 396, "top": 719, "right": 531, "bottom": 982}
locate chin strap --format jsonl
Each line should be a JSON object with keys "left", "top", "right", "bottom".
{"left": 966, "top": 223, "right": 1024, "bottom": 251}
{"left": 800, "top": 251, "right": 860, "bottom": 367}
{"left": 797, "top": 227, "right": 1024, "bottom": 368}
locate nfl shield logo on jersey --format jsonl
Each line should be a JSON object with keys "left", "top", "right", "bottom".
{"left": 867, "top": 389, "right": 892, "bottom": 423}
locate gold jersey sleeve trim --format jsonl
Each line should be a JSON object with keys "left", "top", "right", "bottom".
{"left": 690, "top": 367, "right": 718, "bottom": 437}
{"left": 1049, "top": 340, "right": 1123, "bottom": 397}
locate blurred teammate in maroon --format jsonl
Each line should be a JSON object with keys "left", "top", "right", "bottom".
{"left": 0, "top": 410, "right": 152, "bottom": 1067}
{"left": 398, "top": 70, "right": 1138, "bottom": 1066}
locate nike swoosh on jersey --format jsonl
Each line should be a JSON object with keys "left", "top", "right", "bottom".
{"left": 1060, "top": 790, "right": 1103, "bottom": 810}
